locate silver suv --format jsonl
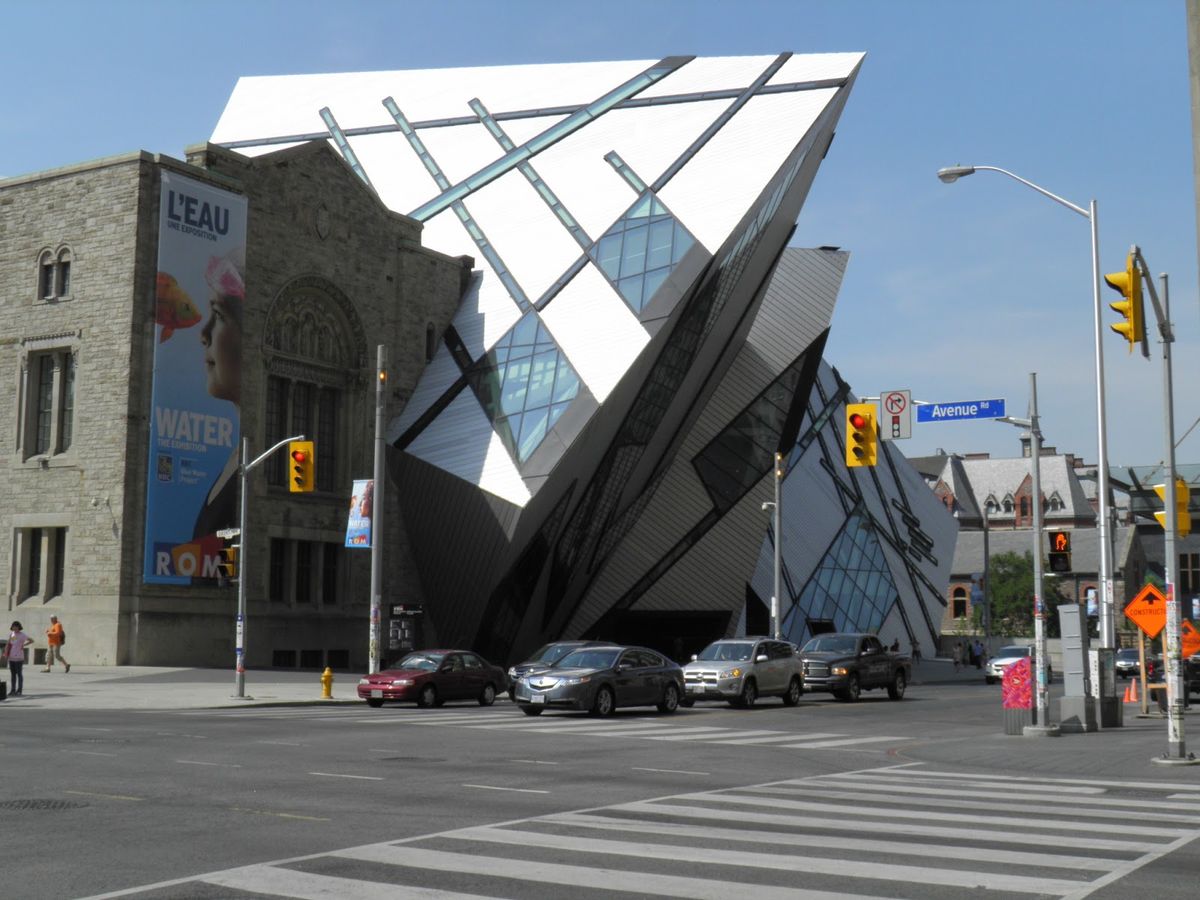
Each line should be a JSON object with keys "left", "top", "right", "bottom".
{"left": 681, "top": 637, "right": 803, "bottom": 707}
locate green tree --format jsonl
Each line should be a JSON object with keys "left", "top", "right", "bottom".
{"left": 986, "top": 550, "right": 1071, "bottom": 638}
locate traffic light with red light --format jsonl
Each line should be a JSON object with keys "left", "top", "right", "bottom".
{"left": 845, "top": 403, "right": 877, "bottom": 468}
{"left": 1105, "top": 252, "right": 1145, "bottom": 352}
{"left": 288, "top": 440, "right": 315, "bottom": 493}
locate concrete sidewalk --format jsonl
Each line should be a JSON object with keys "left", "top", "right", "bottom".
{"left": 0, "top": 666, "right": 360, "bottom": 711}
{"left": 0, "top": 655, "right": 994, "bottom": 712}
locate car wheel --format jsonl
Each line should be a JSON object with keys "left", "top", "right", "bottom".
{"left": 520, "top": 705, "right": 543, "bottom": 717}
{"left": 837, "top": 674, "right": 861, "bottom": 702}
{"left": 417, "top": 684, "right": 438, "bottom": 708}
{"left": 782, "top": 677, "right": 802, "bottom": 707}
{"left": 738, "top": 679, "right": 758, "bottom": 709}
{"left": 478, "top": 683, "right": 496, "bottom": 706}
{"left": 366, "top": 698, "right": 384, "bottom": 708}
{"left": 590, "top": 686, "right": 615, "bottom": 717}
{"left": 679, "top": 696, "right": 695, "bottom": 707}
{"left": 888, "top": 670, "right": 906, "bottom": 700}
{"left": 657, "top": 683, "right": 680, "bottom": 714}
{"left": 985, "top": 676, "right": 995, "bottom": 685}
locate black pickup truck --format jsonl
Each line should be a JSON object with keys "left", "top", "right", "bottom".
{"left": 798, "top": 633, "right": 911, "bottom": 702}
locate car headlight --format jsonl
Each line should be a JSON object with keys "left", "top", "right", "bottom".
{"left": 358, "top": 678, "right": 370, "bottom": 686}
{"left": 391, "top": 679, "right": 411, "bottom": 686}
{"left": 719, "top": 668, "right": 743, "bottom": 679}
{"left": 831, "top": 666, "right": 849, "bottom": 676}
{"left": 562, "top": 675, "right": 591, "bottom": 684}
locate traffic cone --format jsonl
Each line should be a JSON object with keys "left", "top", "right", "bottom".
{"left": 1128, "top": 678, "right": 1139, "bottom": 703}
{"left": 1123, "top": 682, "right": 1132, "bottom": 703}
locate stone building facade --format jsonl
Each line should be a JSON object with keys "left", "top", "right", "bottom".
{"left": 1, "top": 140, "right": 470, "bottom": 667}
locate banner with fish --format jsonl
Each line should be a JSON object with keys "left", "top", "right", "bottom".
{"left": 144, "top": 171, "right": 248, "bottom": 584}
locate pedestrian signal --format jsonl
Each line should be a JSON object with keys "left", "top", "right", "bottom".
{"left": 288, "top": 440, "right": 315, "bottom": 493}
{"left": 1104, "top": 252, "right": 1145, "bottom": 353}
{"left": 845, "top": 403, "right": 878, "bottom": 468}
{"left": 1154, "top": 480, "right": 1191, "bottom": 537}
{"left": 1048, "top": 530, "right": 1071, "bottom": 573}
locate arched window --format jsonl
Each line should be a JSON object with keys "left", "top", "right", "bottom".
{"left": 952, "top": 587, "right": 967, "bottom": 618}
{"left": 35, "top": 246, "right": 73, "bottom": 301}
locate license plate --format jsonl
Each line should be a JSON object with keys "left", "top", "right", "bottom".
{"left": 688, "top": 683, "right": 705, "bottom": 692}
{"left": 531, "top": 694, "right": 546, "bottom": 704}
{"left": 370, "top": 689, "right": 382, "bottom": 699}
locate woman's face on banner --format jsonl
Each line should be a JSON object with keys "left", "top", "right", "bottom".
{"left": 200, "top": 294, "right": 241, "bottom": 404}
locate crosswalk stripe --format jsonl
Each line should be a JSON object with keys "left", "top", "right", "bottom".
{"left": 333, "top": 843, "right": 892, "bottom": 900}
{"left": 776, "top": 735, "right": 906, "bottom": 748}
{"left": 708, "top": 731, "right": 843, "bottom": 744}
{"left": 776, "top": 777, "right": 1200, "bottom": 818}
{"left": 611, "top": 800, "right": 1168, "bottom": 853}
{"left": 851, "top": 768, "right": 1200, "bottom": 793}
{"left": 543, "top": 811, "right": 1125, "bottom": 872}
{"left": 680, "top": 791, "right": 1190, "bottom": 837}
{"left": 203, "top": 863, "right": 490, "bottom": 899}
{"left": 440, "top": 824, "right": 1087, "bottom": 894}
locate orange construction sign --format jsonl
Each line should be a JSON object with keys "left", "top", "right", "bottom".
{"left": 1183, "top": 619, "right": 1200, "bottom": 659}
{"left": 1125, "top": 584, "right": 1167, "bottom": 638}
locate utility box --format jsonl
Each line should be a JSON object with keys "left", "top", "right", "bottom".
{"left": 1058, "top": 603, "right": 1097, "bottom": 733}
{"left": 1002, "top": 656, "right": 1034, "bottom": 734}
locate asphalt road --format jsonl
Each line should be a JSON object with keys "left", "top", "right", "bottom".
{"left": 4, "top": 680, "right": 1200, "bottom": 899}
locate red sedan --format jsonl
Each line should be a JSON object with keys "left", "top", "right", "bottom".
{"left": 357, "top": 649, "right": 508, "bottom": 708}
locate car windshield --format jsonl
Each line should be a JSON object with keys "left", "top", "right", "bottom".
{"left": 995, "top": 647, "right": 1029, "bottom": 660}
{"left": 556, "top": 648, "right": 620, "bottom": 669}
{"left": 529, "top": 643, "right": 578, "bottom": 665}
{"left": 1117, "top": 649, "right": 1139, "bottom": 660}
{"left": 802, "top": 635, "right": 858, "bottom": 654}
{"left": 696, "top": 642, "right": 754, "bottom": 662}
{"left": 393, "top": 653, "right": 443, "bottom": 671}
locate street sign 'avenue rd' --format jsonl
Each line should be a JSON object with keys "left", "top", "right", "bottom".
{"left": 916, "top": 399, "right": 1006, "bottom": 423}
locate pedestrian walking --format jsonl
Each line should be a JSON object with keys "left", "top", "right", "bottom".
{"left": 973, "top": 638, "right": 985, "bottom": 670}
{"left": 889, "top": 638, "right": 900, "bottom": 652}
{"left": 2, "top": 621, "right": 34, "bottom": 696}
{"left": 911, "top": 642, "right": 922, "bottom": 666}
{"left": 952, "top": 641, "right": 963, "bottom": 672}
{"left": 42, "top": 615, "right": 70, "bottom": 673}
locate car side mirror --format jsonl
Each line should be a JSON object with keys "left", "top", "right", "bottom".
{"left": 690, "top": 654, "right": 698, "bottom": 662}
{"left": 756, "top": 654, "right": 768, "bottom": 662}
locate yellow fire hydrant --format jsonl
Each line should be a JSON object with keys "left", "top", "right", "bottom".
{"left": 320, "top": 666, "right": 334, "bottom": 699}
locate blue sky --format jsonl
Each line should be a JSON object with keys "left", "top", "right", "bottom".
{"left": 3, "top": 0, "right": 1195, "bottom": 468}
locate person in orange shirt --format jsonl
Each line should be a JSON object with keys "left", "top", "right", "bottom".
{"left": 42, "top": 615, "right": 69, "bottom": 673}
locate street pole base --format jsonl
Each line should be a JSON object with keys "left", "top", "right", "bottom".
{"left": 1151, "top": 752, "right": 1200, "bottom": 767}
{"left": 1023, "top": 724, "right": 1061, "bottom": 738}
{"left": 230, "top": 694, "right": 256, "bottom": 701}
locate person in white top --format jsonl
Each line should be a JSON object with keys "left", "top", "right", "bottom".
{"left": 2, "top": 621, "right": 34, "bottom": 696}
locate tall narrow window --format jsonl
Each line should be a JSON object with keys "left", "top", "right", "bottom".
{"left": 322, "top": 543, "right": 340, "bottom": 605}
{"left": 27, "top": 528, "right": 43, "bottom": 597}
{"left": 265, "top": 377, "right": 288, "bottom": 485}
{"left": 316, "top": 389, "right": 337, "bottom": 492}
{"left": 36, "top": 355, "right": 55, "bottom": 454}
{"left": 40, "top": 262, "right": 55, "bottom": 299}
{"left": 51, "top": 528, "right": 66, "bottom": 597}
{"left": 269, "top": 538, "right": 286, "bottom": 603}
{"left": 295, "top": 541, "right": 313, "bottom": 604}
{"left": 59, "top": 353, "right": 75, "bottom": 451}
{"left": 292, "top": 382, "right": 312, "bottom": 442}
{"left": 57, "top": 258, "right": 71, "bottom": 296}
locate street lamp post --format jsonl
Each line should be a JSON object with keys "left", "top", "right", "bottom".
{"left": 937, "top": 165, "right": 1117, "bottom": 649}
{"left": 999, "top": 373, "right": 1059, "bottom": 737}
{"left": 762, "top": 450, "right": 784, "bottom": 641}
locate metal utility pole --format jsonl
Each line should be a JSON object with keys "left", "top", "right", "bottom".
{"left": 234, "top": 432, "right": 306, "bottom": 699}
{"left": 369, "top": 344, "right": 387, "bottom": 674}
{"left": 1133, "top": 251, "right": 1196, "bottom": 765}
{"left": 773, "top": 451, "right": 783, "bottom": 640}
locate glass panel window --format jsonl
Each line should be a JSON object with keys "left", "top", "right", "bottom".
{"left": 295, "top": 541, "right": 313, "bottom": 604}
{"left": 40, "top": 262, "right": 55, "bottom": 299}
{"left": 269, "top": 538, "right": 286, "bottom": 603}
{"left": 28, "top": 528, "right": 43, "bottom": 597}
{"left": 51, "top": 528, "right": 66, "bottom": 597}
{"left": 36, "top": 355, "right": 55, "bottom": 454}
{"left": 265, "top": 377, "right": 288, "bottom": 485}
{"left": 322, "top": 543, "right": 339, "bottom": 605}
{"left": 317, "top": 389, "right": 337, "bottom": 492}
{"left": 58, "top": 260, "right": 71, "bottom": 296}
{"left": 292, "top": 383, "right": 312, "bottom": 442}
{"left": 59, "top": 353, "right": 75, "bottom": 451}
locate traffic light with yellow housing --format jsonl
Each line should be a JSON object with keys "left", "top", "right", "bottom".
{"left": 845, "top": 403, "right": 878, "bottom": 468}
{"left": 1105, "top": 252, "right": 1145, "bottom": 352}
{"left": 288, "top": 440, "right": 315, "bottom": 493}
{"left": 217, "top": 544, "right": 239, "bottom": 585}
{"left": 1154, "top": 479, "right": 1191, "bottom": 537}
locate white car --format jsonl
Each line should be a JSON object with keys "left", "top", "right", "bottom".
{"left": 985, "top": 645, "right": 1052, "bottom": 685}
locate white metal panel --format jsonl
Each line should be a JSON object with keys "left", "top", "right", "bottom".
{"left": 341, "top": 131, "right": 439, "bottom": 214}
{"left": 405, "top": 389, "right": 531, "bottom": 507}
{"left": 766, "top": 53, "right": 864, "bottom": 87}
{"left": 658, "top": 89, "right": 837, "bottom": 253}
{"left": 524, "top": 99, "right": 729, "bottom": 240}
{"left": 465, "top": 168, "right": 584, "bottom": 303}
{"left": 539, "top": 262, "right": 648, "bottom": 403}
{"left": 212, "top": 60, "right": 653, "bottom": 147}
{"left": 415, "top": 120, "right": 506, "bottom": 185}
{"left": 640, "top": 55, "right": 778, "bottom": 98}
{"left": 388, "top": 342, "right": 461, "bottom": 441}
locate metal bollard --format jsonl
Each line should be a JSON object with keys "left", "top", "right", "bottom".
{"left": 320, "top": 666, "right": 333, "bottom": 699}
